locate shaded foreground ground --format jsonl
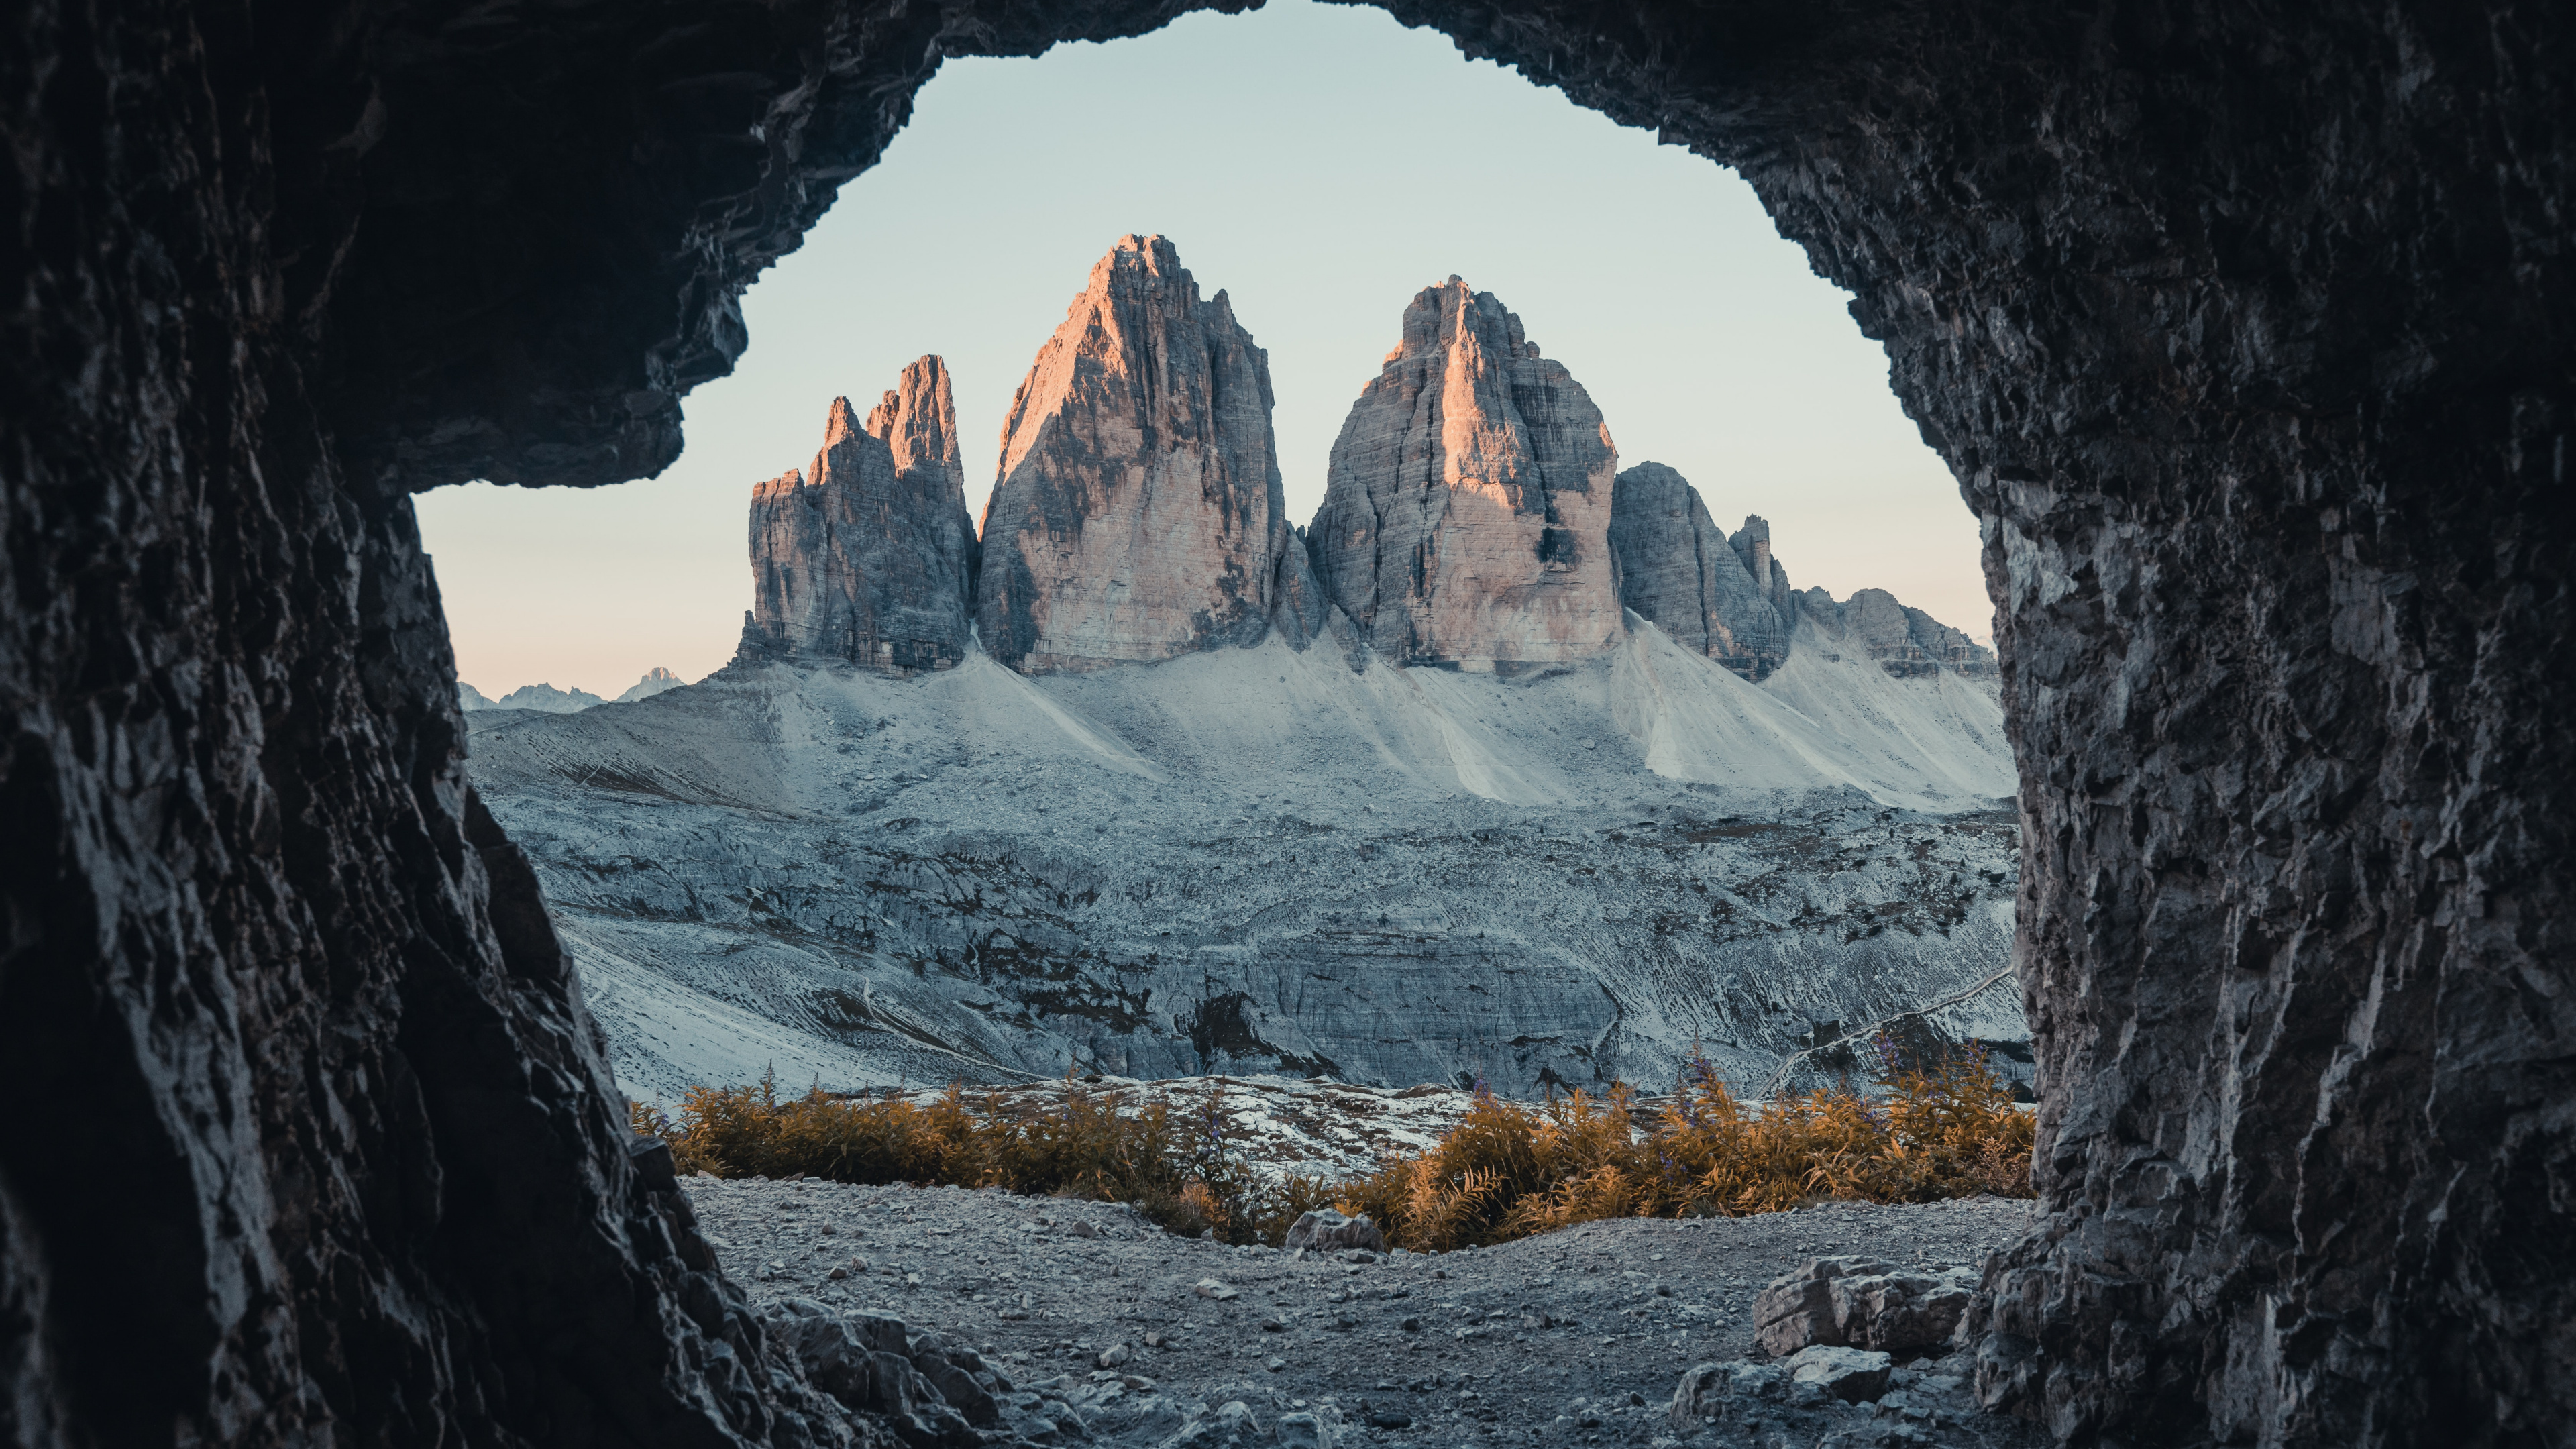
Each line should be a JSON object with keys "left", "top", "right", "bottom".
{"left": 691, "top": 1177, "right": 2041, "bottom": 1446}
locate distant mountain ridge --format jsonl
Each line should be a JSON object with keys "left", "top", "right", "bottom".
{"left": 461, "top": 237, "right": 2019, "bottom": 1104}
{"left": 459, "top": 668, "right": 686, "bottom": 714}
{"left": 739, "top": 235, "right": 1994, "bottom": 690}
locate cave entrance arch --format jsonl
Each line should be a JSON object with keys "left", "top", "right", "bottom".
{"left": 4, "top": 2, "right": 2567, "bottom": 1447}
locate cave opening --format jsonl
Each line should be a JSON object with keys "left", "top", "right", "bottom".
{"left": 3, "top": 2, "right": 2568, "bottom": 1448}
{"left": 413, "top": 0, "right": 1986, "bottom": 711}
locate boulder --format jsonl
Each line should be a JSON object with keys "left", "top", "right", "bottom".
{"left": 978, "top": 235, "right": 1295, "bottom": 673}
{"left": 1668, "top": 1360, "right": 1789, "bottom": 1427}
{"left": 744, "top": 356, "right": 977, "bottom": 672}
{"left": 1282, "top": 1208, "right": 1386, "bottom": 1254}
{"left": 1756, "top": 1258, "right": 1979, "bottom": 1357}
{"left": 1833, "top": 1268, "right": 1978, "bottom": 1353}
{"left": 763, "top": 1301, "right": 989, "bottom": 1446}
{"left": 1755, "top": 1256, "right": 1890, "bottom": 1356}
{"left": 1786, "top": 1344, "right": 1895, "bottom": 1403}
{"left": 1307, "top": 277, "right": 1623, "bottom": 672}
{"left": 1607, "top": 462, "right": 1796, "bottom": 678}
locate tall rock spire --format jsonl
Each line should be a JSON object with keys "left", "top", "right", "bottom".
{"left": 1608, "top": 462, "right": 1796, "bottom": 678}
{"left": 977, "top": 235, "right": 1292, "bottom": 672}
{"left": 741, "top": 356, "right": 977, "bottom": 672}
{"left": 1306, "top": 278, "right": 1624, "bottom": 672}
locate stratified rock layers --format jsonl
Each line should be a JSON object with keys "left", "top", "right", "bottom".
{"left": 747, "top": 356, "right": 976, "bottom": 672}
{"left": 977, "top": 236, "right": 1289, "bottom": 673}
{"left": 1309, "top": 280, "right": 1623, "bottom": 671}
{"left": 1609, "top": 462, "right": 1799, "bottom": 678}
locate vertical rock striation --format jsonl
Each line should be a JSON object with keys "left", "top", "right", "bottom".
{"left": 1308, "top": 279, "right": 1624, "bottom": 672}
{"left": 744, "top": 356, "right": 977, "bottom": 673}
{"left": 976, "top": 236, "right": 1291, "bottom": 673}
{"left": 1608, "top": 462, "right": 1799, "bottom": 678}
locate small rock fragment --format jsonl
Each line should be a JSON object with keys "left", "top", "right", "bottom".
{"left": 1787, "top": 1344, "right": 1894, "bottom": 1403}
{"left": 1283, "top": 1209, "right": 1387, "bottom": 1255}
{"left": 1194, "top": 1279, "right": 1240, "bottom": 1301}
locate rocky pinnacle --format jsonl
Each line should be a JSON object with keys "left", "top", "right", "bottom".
{"left": 1608, "top": 462, "right": 1798, "bottom": 679}
{"left": 1308, "top": 278, "right": 1624, "bottom": 673}
{"left": 744, "top": 356, "right": 978, "bottom": 672}
{"left": 977, "top": 235, "right": 1292, "bottom": 673}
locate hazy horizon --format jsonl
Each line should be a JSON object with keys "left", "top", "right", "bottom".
{"left": 418, "top": 0, "right": 1989, "bottom": 699}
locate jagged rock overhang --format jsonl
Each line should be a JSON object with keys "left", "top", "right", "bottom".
{"left": 9, "top": 2, "right": 2569, "bottom": 1448}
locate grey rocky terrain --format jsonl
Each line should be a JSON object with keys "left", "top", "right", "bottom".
{"left": 692, "top": 1177, "right": 2041, "bottom": 1448}
{"left": 466, "top": 623, "right": 2024, "bottom": 1108}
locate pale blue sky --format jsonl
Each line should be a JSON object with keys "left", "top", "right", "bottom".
{"left": 417, "top": 0, "right": 1986, "bottom": 698}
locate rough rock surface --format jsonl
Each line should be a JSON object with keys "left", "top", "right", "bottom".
{"left": 1347, "top": 5, "right": 2576, "bottom": 1438}
{"left": 1609, "top": 462, "right": 1802, "bottom": 678}
{"left": 0, "top": 1, "right": 1246, "bottom": 1444}
{"left": 691, "top": 1179, "right": 2041, "bottom": 1448}
{"left": 1308, "top": 280, "right": 1624, "bottom": 673}
{"left": 1756, "top": 1257, "right": 1978, "bottom": 1358}
{"left": 977, "top": 237, "right": 1292, "bottom": 673}
{"left": 12, "top": 0, "right": 2570, "bottom": 1444}
{"left": 747, "top": 359, "right": 977, "bottom": 672}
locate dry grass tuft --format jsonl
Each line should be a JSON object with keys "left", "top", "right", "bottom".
{"left": 1334, "top": 1040, "right": 2034, "bottom": 1252}
{"left": 628, "top": 1073, "right": 1335, "bottom": 1246}
{"left": 631, "top": 1038, "right": 2032, "bottom": 1250}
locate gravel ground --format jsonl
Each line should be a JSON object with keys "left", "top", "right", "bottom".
{"left": 687, "top": 1176, "right": 2044, "bottom": 1447}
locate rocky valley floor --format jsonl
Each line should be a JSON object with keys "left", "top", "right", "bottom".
{"left": 470, "top": 621, "right": 2024, "bottom": 1110}
{"left": 691, "top": 1176, "right": 2041, "bottom": 1448}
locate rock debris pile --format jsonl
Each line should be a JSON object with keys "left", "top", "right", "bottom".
{"left": 689, "top": 1176, "right": 2040, "bottom": 1448}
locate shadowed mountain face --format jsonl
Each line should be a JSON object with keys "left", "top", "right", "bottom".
{"left": 745, "top": 357, "right": 978, "bottom": 672}
{"left": 1609, "top": 462, "right": 1806, "bottom": 680}
{"left": 977, "top": 235, "right": 1292, "bottom": 674}
{"left": 5, "top": 1, "right": 2567, "bottom": 1446}
{"left": 1309, "top": 279, "right": 1625, "bottom": 673}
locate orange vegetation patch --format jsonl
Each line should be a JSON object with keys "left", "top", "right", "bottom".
{"left": 631, "top": 1038, "right": 2032, "bottom": 1250}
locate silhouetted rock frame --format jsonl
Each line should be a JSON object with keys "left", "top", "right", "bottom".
{"left": 1, "top": 1, "right": 2566, "bottom": 1446}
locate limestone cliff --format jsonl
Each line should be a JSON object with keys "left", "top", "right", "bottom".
{"left": 743, "top": 356, "right": 977, "bottom": 673}
{"left": 1307, "top": 278, "right": 1624, "bottom": 673}
{"left": 977, "top": 236, "right": 1291, "bottom": 673}
{"left": 1607, "top": 462, "right": 1797, "bottom": 679}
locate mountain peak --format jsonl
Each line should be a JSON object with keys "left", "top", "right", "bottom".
{"left": 977, "top": 236, "right": 1292, "bottom": 674}
{"left": 1308, "top": 280, "right": 1623, "bottom": 672}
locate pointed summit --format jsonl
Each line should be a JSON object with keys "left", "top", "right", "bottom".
{"left": 742, "top": 356, "right": 977, "bottom": 672}
{"left": 977, "top": 236, "right": 1294, "bottom": 672}
{"left": 1307, "top": 278, "right": 1623, "bottom": 672}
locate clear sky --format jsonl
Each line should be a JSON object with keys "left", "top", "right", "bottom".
{"left": 416, "top": 0, "right": 1988, "bottom": 700}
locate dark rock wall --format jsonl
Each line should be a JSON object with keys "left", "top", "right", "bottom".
{"left": 1608, "top": 461, "right": 1794, "bottom": 674}
{"left": 0, "top": 0, "right": 1225, "bottom": 1444}
{"left": 4, "top": 0, "right": 2567, "bottom": 1447}
{"left": 1371, "top": 0, "right": 2574, "bottom": 1443}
